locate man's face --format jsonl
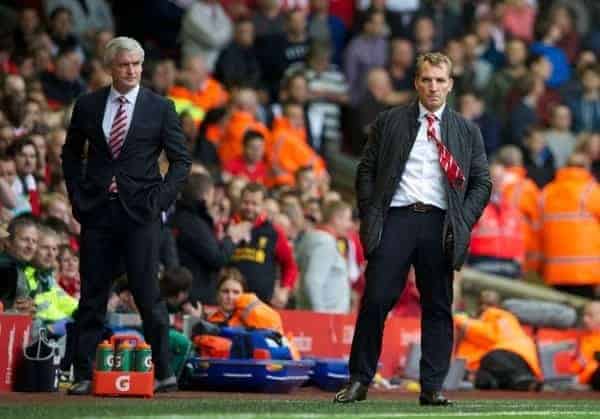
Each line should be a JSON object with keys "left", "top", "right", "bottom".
{"left": 15, "top": 144, "right": 37, "bottom": 176}
{"left": 239, "top": 190, "right": 264, "bottom": 222}
{"left": 297, "top": 170, "right": 315, "bottom": 194}
{"left": 218, "top": 279, "right": 243, "bottom": 313}
{"left": 552, "top": 106, "right": 572, "bottom": 130}
{"left": 110, "top": 49, "right": 143, "bottom": 93}
{"left": 0, "top": 160, "right": 17, "bottom": 185}
{"left": 47, "top": 200, "right": 71, "bottom": 225}
{"left": 59, "top": 249, "right": 79, "bottom": 277}
{"left": 583, "top": 303, "right": 600, "bottom": 331}
{"left": 34, "top": 234, "right": 59, "bottom": 270}
{"left": 235, "top": 22, "right": 254, "bottom": 47}
{"left": 391, "top": 40, "right": 414, "bottom": 67}
{"left": 287, "top": 11, "right": 307, "bottom": 36}
{"left": 289, "top": 77, "right": 308, "bottom": 103}
{"left": 332, "top": 207, "right": 352, "bottom": 236}
{"left": 366, "top": 12, "right": 385, "bottom": 37}
{"left": 582, "top": 69, "right": 600, "bottom": 93}
{"left": 506, "top": 40, "right": 527, "bottom": 67}
{"left": 244, "top": 138, "right": 265, "bottom": 164}
{"left": 51, "top": 10, "right": 72, "bottom": 38}
{"left": 21, "top": 9, "right": 39, "bottom": 33}
{"left": 9, "top": 225, "right": 38, "bottom": 262}
{"left": 415, "top": 62, "right": 453, "bottom": 112}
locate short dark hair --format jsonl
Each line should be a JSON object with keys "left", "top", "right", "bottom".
{"left": 322, "top": 200, "right": 351, "bottom": 223}
{"left": 7, "top": 138, "right": 37, "bottom": 159}
{"left": 160, "top": 266, "right": 193, "bottom": 298}
{"left": 242, "top": 130, "right": 264, "bottom": 147}
{"left": 49, "top": 6, "right": 72, "bottom": 21}
{"left": 216, "top": 267, "right": 247, "bottom": 292}
{"left": 180, "top": 172, "right": 214, "bottom": 205}
{"left": 241, "top": 182, "right": 266, "bottom": 199}
{"left": 7, "top": 214, "right": 38, "bottom": 241}
{"left": 43, "top": 216, "right": 70, "bottom": 236}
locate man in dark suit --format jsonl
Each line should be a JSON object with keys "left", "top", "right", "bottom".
{"left": 62, "top": 37, "right": 191, "bottom": 395}
{"left": 335, "top": 53, "right": 491, "bottom": 405}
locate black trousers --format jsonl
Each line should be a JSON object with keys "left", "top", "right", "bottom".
{"left": 73, "top": 198, "right": 171, "bottom": 381}
{"left": 349, "top": 206, "right": 453, "bottom": 392}
{"left": 474, "top": 349, "right": 538, "bottom": 391}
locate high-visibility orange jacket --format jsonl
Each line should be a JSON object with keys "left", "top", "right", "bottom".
{"left": 568, "top": 331, "right": 600, "bottom": 384}
{"left": 539, "top": 168, "right": 600, "bottom": 286}
{"left": 218, "top": 110, "right": 271, "bottom": 164}
{"left": 267, "top": 117, "right": 326, "bottom": 187}
{"left": 502, "top": 167, "right": 542, "bottom": 273}
{"left": 455, "top": 307, "right": 542, "bottom": 379}
{"left": 168, "top": 79, "right": 229, "bottom": 124}
{"left": 208, "top": 292, "right": 284, "bottom": 334}
{"left": 470, "top": 200, "right": 525, "bottom": 263}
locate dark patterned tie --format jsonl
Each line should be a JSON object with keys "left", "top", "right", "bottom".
{"left": 425, "top": 113, "right": 465, "bottom": 189}
{"left": 108, "top": 96, "right": 128, "bottom": 159}
{"left": 108, "top": 96, "right": 127, "bottom": 193}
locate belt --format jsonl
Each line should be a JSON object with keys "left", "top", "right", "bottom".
{"left": 396, "top": 202, "right": 442, "bottom": 213}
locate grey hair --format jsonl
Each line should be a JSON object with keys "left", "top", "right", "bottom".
{"left": 103, "top": 36, "right": 145, "bottom": 66}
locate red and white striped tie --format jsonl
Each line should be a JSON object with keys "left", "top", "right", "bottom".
{"left": 425, "top": 113, "right": 465, "bottom": 189}
{"left": 108, "top": 96, "right": 127, "bottom": 193}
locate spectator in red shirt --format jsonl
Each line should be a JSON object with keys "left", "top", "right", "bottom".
{"left": 223, "top": 130, "right": 268, "bottom": 184}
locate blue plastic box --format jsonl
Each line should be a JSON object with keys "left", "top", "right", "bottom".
{"left": 181, "top": 358, "right": 315, "bottom": 393}
{"left": 306, "top": 358, "right": 349, "bottom": 391}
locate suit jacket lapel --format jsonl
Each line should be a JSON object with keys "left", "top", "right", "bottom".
{"left": 95, "top": 86, "right": 111, "bottom": 155}
{"left": 390, "top": 101, "right": 420, "bottom": 187}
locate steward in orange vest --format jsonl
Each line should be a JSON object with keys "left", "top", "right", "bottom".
{"left": 267, "top": 103, "right": 326, "bottom": 187}
{"left": 568, "top": 301, "right": 600, "bottom": 389}
{"left": 539, "top": 154, "right": 600, "bottom": 297}
{"left": 455, "top": 290, "right": 542, "bottom": 391}
{"left": 502, "top": 165, "right": 542, "bottom": 273}
{"left": 469, "top": 194, "right": 525, "bottom": 279}
{"left": 208, "top": 292, "right": 284, "bottom": 334}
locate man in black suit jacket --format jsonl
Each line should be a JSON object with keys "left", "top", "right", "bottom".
{"left": 335, "top": 53, "right": 491, "bottom": 405}
{"left": 62, "top": 37, "right": 191, "bottom": 395}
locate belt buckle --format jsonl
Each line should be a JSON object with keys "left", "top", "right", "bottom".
{"left": 413, "top": 202, "right": 427, "bottom": 212}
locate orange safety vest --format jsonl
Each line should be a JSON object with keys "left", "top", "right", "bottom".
{"left": 207, "top": 293, "right": 284, "bottom": 334}
{"left": 193, "top": 78, "right": 229, "bottom": 111}
{"left": 267, "top": 117, "right": 326, "bottom": 187}
{"left": 502, "top": 167, "right": 542, "bottom": 273}
{"left": 470, "top": 200, "right": 525, "bottom": 263}
{"left": 168, "top": 79, "right": 228, "bottom": 125}
{"left": 568, "top": 331, "right": 600, "bottom": 384}
{"left": 455, "top": 307, "right": 542, "bottom": 379}
{"left": 539, "top": 168, "right": 600, "bottom": 286}
{"left": 218, "top": 110, "right": 271, "bottom": 164}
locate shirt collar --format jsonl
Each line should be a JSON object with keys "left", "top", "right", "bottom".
{"left": 109, "top": 84, "right": 140, "bottom": 105}
{"left": 418, "top": 102, "right": 445, "bottom": 122}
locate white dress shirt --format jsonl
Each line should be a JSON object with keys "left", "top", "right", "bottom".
{"left": 390, "top": 102, "right": 448, "bottom": 210}
{"left": 102, "top": 85, "right": 140, "bottom": 142}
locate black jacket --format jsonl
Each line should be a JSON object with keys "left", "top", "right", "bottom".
{"left": 62, "top": 86, "right": 191, "bottom": 225}
{"left": 170, "top": 201, "right": 234, "bottom": 304}
{"left": 356, "top": 102, "right": 492, "bottom": 269}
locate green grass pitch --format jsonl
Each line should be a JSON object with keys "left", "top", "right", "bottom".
{"left": 2, "top": 398, "right": 600, "bottom": 419}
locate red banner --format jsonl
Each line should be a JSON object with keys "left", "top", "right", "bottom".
{"left": 0, "top": 314, "right": 32, "bottom": 392}
{"left": 280, "top": 310, "right": 420, "bottom": 377}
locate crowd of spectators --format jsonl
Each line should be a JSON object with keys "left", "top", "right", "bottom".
{"left": 0, "top": 0, "right": 599, "bottom": 326}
